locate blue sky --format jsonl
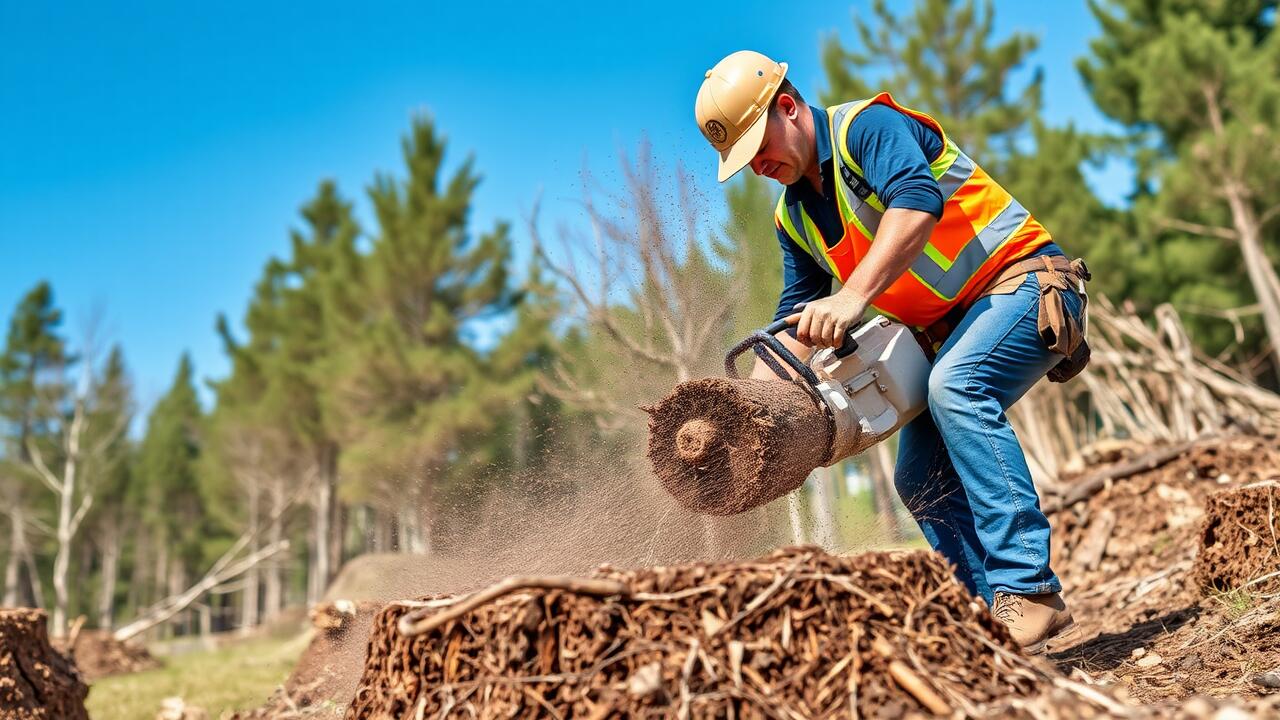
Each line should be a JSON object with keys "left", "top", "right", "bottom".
{"left": 1, "top": 1, "right": 1124, "bottom": 416}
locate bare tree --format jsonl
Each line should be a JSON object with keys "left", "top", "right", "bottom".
{"left": 533, "top": 147, "right": 746, "bottom": 416}
{"left": 23, "top": 323, "right": 127, "bottom": 637}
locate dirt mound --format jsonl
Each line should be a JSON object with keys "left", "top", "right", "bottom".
{"left": 347, "top": 546, "right": 1046, "bottom": 718}
{"left": 1048, "top": 435, "right": 1280, "bottom": 703}
{"left": 645, "top": 377, "right": 832, "bottom": 515}
{"left": 58, "top": 629, "right": 161, "bottom": 680}
{"left": 0, "top": 608, "right": 89, "bottom": 720}
{"left": 1193, "top": 482, "right": 1280, "bottom": 594}
{"left": 229, "top": 600, "right": 385, "bottom": 719}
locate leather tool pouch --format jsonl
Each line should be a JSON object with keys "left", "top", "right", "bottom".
{"left": 916, "top": 255, "right": 1092, "bottom": 381}
{"left": 1030, "top": 256, "right": 1091, "bottom": 383}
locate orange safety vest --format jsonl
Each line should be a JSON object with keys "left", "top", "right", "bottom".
{"left": 773, "top": 92, "right": 1052, "bottom": 328}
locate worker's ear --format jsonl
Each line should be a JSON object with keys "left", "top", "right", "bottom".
{"left": 775, "top": 93, "right": 800, "bottom": 122}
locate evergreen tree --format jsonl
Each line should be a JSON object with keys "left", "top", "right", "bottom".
{"left": 821, "top": 0, "right": 1043, "bottom": 161}
{"left": 0, "top": 282, "right": 70, "bottom": 607}
{"left": 137, "top": 355, "right": 205, "bottom": 600}
{"left": 322, "top": 116, "right": 515, "bottom": 549}
{"left": 719, "top": 173, "right": 786, "bottom": 339}
{"left": 1080, "top": 0, "right": 1280, "bottom": 378}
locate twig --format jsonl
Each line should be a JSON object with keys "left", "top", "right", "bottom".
{"left": 713, "top": 554, "right": 810, "bottom": 637}
{"left": 872, "top": 637, "right": 951, "bottom": 715}
{"left": 398, "top": 577, "right": 629, "bottom": 637}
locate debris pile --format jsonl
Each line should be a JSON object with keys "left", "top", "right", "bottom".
{"left": 645, "top": 377, "right": 832, "bottom": 515}
{"left": 58, "top": 628, "right": 161, "bottom": 680}
{"left": 1193, "top": 481, "right": 1280, "bottom": 594}
{"left": 347, "top": 547, "right": 1045, "bottom": 719}
{"left": 230, "top": 600, "right": 384, "bottom": 719}
{"left": 0, "top": 608, "right": 89, "bottom": 720}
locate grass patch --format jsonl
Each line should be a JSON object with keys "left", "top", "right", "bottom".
{"left": 1209, "top": 587, "right": 1255, "bottom": 619}
{"left": 86, "top": 632, "right": 308, "bottom": 720}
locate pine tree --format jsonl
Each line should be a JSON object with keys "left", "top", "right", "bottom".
{"left": 322, "top": 116, "right": 515, "bottom": 552}
{"left": 1080, "top": 0, "right": 1280, "bottom": 379}
{"left": 821, "top": 0, "right": 1043, "bottom": 161}
{"left": 137, "top": 355, "right": 205, "bottom": 607}
{"left": 0, "top": 282, "right": 70, "bottom": 608}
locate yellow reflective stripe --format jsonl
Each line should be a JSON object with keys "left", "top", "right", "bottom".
{"left": 907, "top": 197, "right": 1033, "bottom": 300}
{"left": 776, "top": 200, "right": 814, "bottom": 259}
{"left": 802, "top": 213, "right": 843, "bottom": 278}
{"left": 930, "top": 142, "right": 959, "bottom": 179}
{"left": 922, "top": 243, "right": 952, "bottom": 271}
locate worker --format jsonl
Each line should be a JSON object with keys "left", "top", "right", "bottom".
{"left": 695, "top": 50, "right": 1090, "bottom": 654}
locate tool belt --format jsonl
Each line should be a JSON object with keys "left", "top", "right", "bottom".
{"left": 914, "top": 254, "right": 1092, "bottom": 383}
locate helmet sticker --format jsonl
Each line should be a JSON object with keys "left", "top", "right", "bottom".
{"left": 705, "top": 120, "right": 728, "bottom": 144}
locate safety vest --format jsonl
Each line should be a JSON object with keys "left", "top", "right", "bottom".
{"left": 773, "top": 92, "right": 1052, "bottom": 328}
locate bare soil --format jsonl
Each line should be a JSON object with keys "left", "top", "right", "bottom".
{"left": 228, "top": 600, "right": 385, "bottom": 719}
{"left": 0, "top": 608, "right": 89, "bottom": 720}
{"left": 1048, "top": 436, "right": 1280, "bottom": 705}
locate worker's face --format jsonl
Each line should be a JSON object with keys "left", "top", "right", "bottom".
{"left": 749, "top": 94, "right": 810, "bottom": 186}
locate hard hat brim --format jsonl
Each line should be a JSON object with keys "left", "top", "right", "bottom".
{"left": 716, "top": 108, "right": 770, "bottom": 183}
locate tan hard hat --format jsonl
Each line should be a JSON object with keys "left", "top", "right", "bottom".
{"left": 695, "top": 50, "right": 789, "bottom": 182}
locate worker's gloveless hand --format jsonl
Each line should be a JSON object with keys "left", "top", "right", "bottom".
{"left": 786, "top": 291, "right": 869, "bottom": 348}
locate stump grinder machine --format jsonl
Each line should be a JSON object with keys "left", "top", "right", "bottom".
{"left": 646, "top": 314, "right": 931, "bottom": 516}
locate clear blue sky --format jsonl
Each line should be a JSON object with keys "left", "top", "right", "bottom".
{"left": 1, "top": 1, "right": 1123, "bottom": 416}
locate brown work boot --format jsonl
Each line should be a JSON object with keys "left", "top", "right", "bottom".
{"left": 992, "top": 591, "right": 1080, "bottom": 654}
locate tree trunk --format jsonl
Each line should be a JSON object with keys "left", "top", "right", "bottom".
{"left": 329, "top": 502, "right": 345, "bottom": 587}
{"left": 311, "top": 457, "right": 334, "bottom": 602}
{"left": 97, "top": 526, "right": 121, "bottom": 630}
{"left": 240, "top": 484, "right": 260, "bottom": 634}
{"left": 263, "top": 483, "right": 286, "bottom": 622}
{"left": 4, "top": 505, "right": 25, "bottom": 606}
{"left": 51, "top": 456, "right": 77, "bottom": 637}
{"left": 1204, "top": 82, "right": 1280, "bottom": 376}
{"left": 22, "top": 543, "right": 44, "bottom": 610}
{"left": 871, "top": 441, "right": 902, "bottom": 541}
{"left": 808, "top": 467, "right": 838, "bottom": 549}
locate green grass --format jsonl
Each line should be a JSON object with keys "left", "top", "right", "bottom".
{"left": 1209, "top": 587, "right": 1256, "bottom": 619}
{"left": 86, "top": 632, "right": 309, "bottom": 720}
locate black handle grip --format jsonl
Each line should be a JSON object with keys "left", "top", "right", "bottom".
{"left": 724, "top": 318, "right": 820, "bottom": 387}
{"left": 834, "top": 331, "right": 859, "bottom": 358}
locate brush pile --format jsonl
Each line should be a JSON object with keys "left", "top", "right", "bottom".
{"left": 346, "top": 546, "right": 1046, "bottom": 719}
{"left": 57, "top": 628, "right": 160, "bottom": 680}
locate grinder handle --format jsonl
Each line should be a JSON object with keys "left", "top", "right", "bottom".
{"left": 771, "top": 303, "right": 860, "bottom": 359}
{"left": 724, "top": 324, "right": 820, "bottom": 386}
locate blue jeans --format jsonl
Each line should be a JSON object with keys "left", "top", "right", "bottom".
{"left": 893, "top": 269, "right": 1083, "bottom": 604}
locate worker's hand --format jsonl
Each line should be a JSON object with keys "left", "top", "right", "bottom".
{"left": 785, "top": 291, "right": 869, "bottom": 348}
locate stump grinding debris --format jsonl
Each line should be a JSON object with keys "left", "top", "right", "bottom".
{"left": 645, "top": 377, "right": 833, "bottom": 515}
{"left": 0, "top": 608, "right": 89, "bottom": 720}
{"left": 57, "top": 629, "right": 160, "bottom": 680}
{"left": 1048, "top": 436, "right": 1280, "bottom": 704}
{"left": 230, "top": 600, "right": 385, "bottom": 719}
{"left": 1192, "top": 481, "right": 1280, "bottom": 595}
{"left": 346, "top": 546, "right": 1043, "bottom": 719}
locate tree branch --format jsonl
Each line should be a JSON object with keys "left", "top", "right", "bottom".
{"left": 1154, "top": 215, "right": 1238, "bottom": 242}
{"left": 25, "top": 439, "right": 65, "bottom": 495}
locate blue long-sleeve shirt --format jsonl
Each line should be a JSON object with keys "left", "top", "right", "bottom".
{"left": 772, "top": 103, "right": 1060, "bottom": 322}
{"left": 773, "top": 104, "right": 944, "bottom": 321}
